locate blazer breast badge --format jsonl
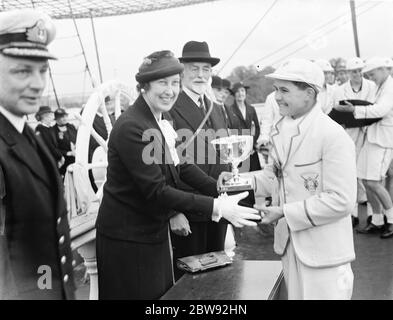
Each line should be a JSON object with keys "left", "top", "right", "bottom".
{"left": 301, "top": 173, "right": 319, "bottom": 193}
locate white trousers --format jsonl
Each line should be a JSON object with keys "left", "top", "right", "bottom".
{"left": 281, "top": 240, "right": 354, "bottom": 300}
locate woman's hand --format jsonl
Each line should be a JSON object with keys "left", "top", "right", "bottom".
{"left": 170, "top": 213, "right": 192, "bottom": 236}
{"left": 214, "top": 192, "right": 261, "bottom": 227}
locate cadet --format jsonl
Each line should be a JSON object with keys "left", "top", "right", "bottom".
{"left": 0, "top": 9, "right": 75, "bottom": 299}
{"left": 314, "top": 59, "right": 336, "bottom": 114}
{"left": 332, "top": 57, "right": 377, "bottom": 227}
{"left": 222, "top": 59, "right": 357, "bottom": 299}
{"left": 343, "top": 57, "right": 393, "bottom": 239}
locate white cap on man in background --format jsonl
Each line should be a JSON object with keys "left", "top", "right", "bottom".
{"left": 363, "top": 56, "right": 393, "bottom": 73}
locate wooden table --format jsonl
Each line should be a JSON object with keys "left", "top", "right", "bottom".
{"left": 161, "top": 260, "right": 285, "bottom": 300}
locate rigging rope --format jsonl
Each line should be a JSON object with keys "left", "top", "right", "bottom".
{"left": 217, "top": 0, "right": 278, "bottom": 75}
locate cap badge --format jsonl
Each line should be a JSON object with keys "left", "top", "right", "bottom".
{"left": 26, "top": 20, "right": 47, "bottom": 44}
{"left": 143, "top": 58, "right": 152, "bottom": 65}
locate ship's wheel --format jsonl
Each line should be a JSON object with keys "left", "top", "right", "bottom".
{"left": 74, "top": 80, "right": 133, "bottom": 202}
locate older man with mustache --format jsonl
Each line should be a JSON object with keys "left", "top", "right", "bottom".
{"left": 168, "top": 41, "right": 231, "bottom": 281}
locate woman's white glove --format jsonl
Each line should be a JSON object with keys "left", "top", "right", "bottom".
{"left": 213, "top": 192, "right": 261, "bottom": 227}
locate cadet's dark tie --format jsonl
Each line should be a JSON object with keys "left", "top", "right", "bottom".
{"left": 22, "top": 124, "right": 38, "bottom": 150}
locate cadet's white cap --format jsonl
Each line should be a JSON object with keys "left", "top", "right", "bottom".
{"left": 0, "top": 9, "right": 56, "bottom": 59}
{"left": 266, "top": 58, "right": 325, "bottom": 90}
{"left": 346, "top": 57, "right": 365, "bottom": 71}
{"left": 314, "top": 59, "right": 334, "bottom": 72}
{"left": 363, "top": 56, "right": 392, "bottom": 73}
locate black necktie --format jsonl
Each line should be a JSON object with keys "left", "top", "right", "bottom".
{"left": 198, "top": 96, "right": 206, "bottom": 116}
{"left": 198, "top": 96, "right": 212, "bottom": 127}
{"left": 22, "top": 124, "right": 38, "bottom": 150}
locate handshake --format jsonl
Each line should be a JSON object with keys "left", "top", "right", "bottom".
{"left": 217, "top": 171, "right": 285, "bottom": 227}
{"left": 170, "top": 171, "right": 284, "bottom": 236}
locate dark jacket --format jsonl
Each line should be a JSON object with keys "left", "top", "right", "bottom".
{"left": 52, "top": 123, "right": 77, "bottom": 175}
{"left": 35, "top": 123, "right": 62, "bottom": 162}
{"left": 0, "top": 113, "right": 75, "bottom": 300}
{"left": 226, "top": 101, "right": 261, "bottom": 147}
{"left": 52, "top": 123, "right": 77, "bottom": 157}
{"left": 169, "top": 91, "right": 230, "bottom": 222}
{"left": 96, "top": 95, "right": 218, "bottom": 244}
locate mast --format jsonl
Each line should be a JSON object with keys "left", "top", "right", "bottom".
{"left": 350, "top": 0, "right": 361, "bottom": 57}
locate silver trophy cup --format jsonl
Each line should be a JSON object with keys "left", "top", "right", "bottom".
{"left": 211, "top": 135, "right": 254, "bottom": 193}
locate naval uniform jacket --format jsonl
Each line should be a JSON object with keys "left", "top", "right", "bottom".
{"left": 0, "top": 113, "right": 75, "bottom": 299}
{"left": 168, "top": 91, "right": 230, "bottom": 223}
{"left": 253, "top": 104, "right": 357, "bottom": 267}
{"left": 96, "top": 95, "right": 218, "bottom": 244}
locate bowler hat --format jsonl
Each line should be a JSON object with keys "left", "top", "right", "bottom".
{"left": 230, "top": 82, "right": 250, "bottom": 95}
{"left": 179, "top": 41, "right": 220, "bottom": 67}
{"left": 211, "top": 75, "right": 223, "bottom": 89}
{"left": 35, "top": 105, "right": 52, "bottom": 120}
{"left": 54, "top": 108, "right": 68, "bottom": 119}
{"left": 0, "top": 9, "right": 57, "bottom": 60}
{"left": 135, "top": 50, "right": 184, "bottom": 84}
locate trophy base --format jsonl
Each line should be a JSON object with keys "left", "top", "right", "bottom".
{"left": 218, "top": 177, "right": 253, "bottom": 194}
{"left": 218, "top": 178, "right": 257, "bottom": 219}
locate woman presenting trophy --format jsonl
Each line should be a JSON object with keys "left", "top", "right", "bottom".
{"left": 95, "top": 50, "right": 260, "bottom": 300}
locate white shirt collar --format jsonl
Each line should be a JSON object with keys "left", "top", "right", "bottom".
{"left": 0, "top": 105, "right": 26, "bottom": 133}
{"left": 183, "top": 87, "right": 204, "bottom": 107}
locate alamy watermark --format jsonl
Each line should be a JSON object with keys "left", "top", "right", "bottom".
{"left": 141, "top": 127, "right": 254, "bottom": 165}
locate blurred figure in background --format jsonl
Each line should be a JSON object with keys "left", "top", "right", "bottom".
{"left": 211, "top": 75, "right": 230, "bottom": 129}
{"left": 52, "top": 108, "right": 77, "bottom": 177}
{"left": 222, "top": 78, "right": 232, "bottom": 107}
{"left": 314, "top": 59, "right": 336, "bottom": 114}
{"left": 332, "top": 57, "right": 376, "bottom": 227}
{"left": 226, "top": 81, "right": 261, "bottom": 172}
{"left": 35, "top": 105, "right": 65, "bottom": 169}
{"left": 335, "top": 60, "right": 349, "bottom": 85}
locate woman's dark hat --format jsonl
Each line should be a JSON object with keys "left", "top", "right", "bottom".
{"left": 54, "top": 108, "right": 68, "bottom": 119}
{"left": 211, "top": 75, "right": 223, "bottom": 89}
{"left": 231, "top": 82, "right": 250, "bottom": 95}
{"left": 222, "top": 79, "right": 231, "bottom": 90}
{"left": 35, "top": 105, "right": 52, "bottom": 120}
{"left": 179, "top": 41, "right": 220, "bottom": 67}
{"left": 135, "top": 50, "right": 184, "bottom": 84}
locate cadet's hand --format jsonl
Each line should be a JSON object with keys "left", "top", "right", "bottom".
{"left": 170, "top": 213, "right": 192, "bottom": 236}
{"left": 215, "top": 192, "right": 261, "bottom": 228}
{"left": 336, "top": 100, "right": 355, "bottom": 112}
{"left": 254, "top": 205, "right": 284, "bottom": 224}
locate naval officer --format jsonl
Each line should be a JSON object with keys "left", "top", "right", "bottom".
{"left": 0, "top": 9, "right": 75, "bottom": 299}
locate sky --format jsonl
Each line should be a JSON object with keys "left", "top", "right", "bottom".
{"left": 45, "top": 0, "right": 393, "bottom": 98}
